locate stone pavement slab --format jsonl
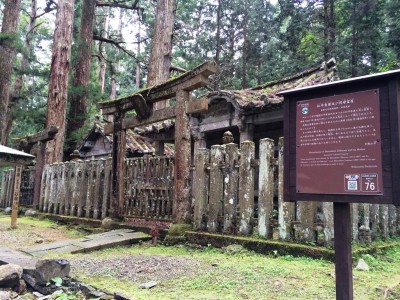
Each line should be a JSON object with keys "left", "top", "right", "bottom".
{"left": 0, "top": 247, "right": 37, "bottom": 271}
{"left": 21, "top": 229, "right": 151, "bottom": 257}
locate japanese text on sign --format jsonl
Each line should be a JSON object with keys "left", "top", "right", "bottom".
{"left": 296, "top": 89, "right": 383, "bottom": 195}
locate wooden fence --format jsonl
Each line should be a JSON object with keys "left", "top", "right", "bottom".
{"left": 1, "top": 138, "right": 399, "bottom": 245}
{"left": 38, "top": 156, "right": 174, "bottom": 220}
{"left": 192, "top": 138, "right": 399, "bottom": 244}
{"left": 124, "top": 156, "right": 174, "bottom": 219}
{"left": 0, "top": 167, "right": 35, "bottom": 208}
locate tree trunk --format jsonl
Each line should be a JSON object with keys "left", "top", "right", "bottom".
{"left": 0, "top": 0, "right": 22, "bottom": 145}
{"left": 241, "top": 2, "right": 249, "bottom": 89}
{"left": 214, "top": 0, "right": 222, "bottom": 90}
{"left": 45, "top": 0, "right": 75, "bottom": 164}
{"left": 98, "top": 8, "right": 109, "bottom": 93}
{"left": 147, "top": 0, "right": 176, "bottom": 109}
{"left": 323, "top": 0, "right": 329, "bottom": 61}
{"left": 7, "top": 0, "right": 37, "bottom": 140}
{"left": 110, "top": 9, "right": 124, "bottom": 99}
{"left": 351, "top": 0, "right": 358, "bottom": 77}
{"left": 329, "top": 0, "right": 336, "bottom": 58}
{"left": 136, "top": 22, "right": 141, "bottom": 89}
{"left": 66, "top": 0, "right": 96, "bottom": 155}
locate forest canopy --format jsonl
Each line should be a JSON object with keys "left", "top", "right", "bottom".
{"left": 0, "top": 0, "right": 398, "bottom": 154}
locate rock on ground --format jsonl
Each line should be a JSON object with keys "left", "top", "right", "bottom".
{"left": 0, "top": 264, "right": 23, "bottom": 288}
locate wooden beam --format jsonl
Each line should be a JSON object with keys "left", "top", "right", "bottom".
{"left": 15, "top": 125, "right": 59, "bottom": 145}
{"left": 98, "top": 61, "right": 216, "bottom": 113}
{"left": 123, "top": 106, "right": 176, "bottom": 130}
{"left": 104, "top": 98, "right": 209, "bottom": 134}
{"left": 187, "top": 98, "right": 208, "bottom": 114}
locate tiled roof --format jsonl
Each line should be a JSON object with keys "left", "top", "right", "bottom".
{"left": 78, "top": 123, "right": 174, "bottom": 157}
{"left": 207, "top": 58, "right": 338, "bottom": 113}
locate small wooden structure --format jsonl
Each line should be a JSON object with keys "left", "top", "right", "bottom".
{"left": 0, "top": 145, "right": 35, "bottom": 228}
{"left": 14, "top": 126, "right": 58, "bottom": 208}
{"left": 99, "top": 61, "right": 216, "bottom": 220}
{"left": 77, "top": 123, "right": 174, "bottom": 159}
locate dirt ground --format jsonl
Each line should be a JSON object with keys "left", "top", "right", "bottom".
{"left": 0, "top": 215, "right": 207, "bottom": 287}
{"left": 0, "top": 215, "right": 78, "bottom": 249}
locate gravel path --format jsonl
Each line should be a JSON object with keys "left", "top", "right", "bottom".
{"left": 69, "top": 254, "right": 208, "bottom": 284}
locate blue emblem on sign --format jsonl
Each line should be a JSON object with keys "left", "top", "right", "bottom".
{"left": 301, "top": 107, "right": 309, "bottom": 115}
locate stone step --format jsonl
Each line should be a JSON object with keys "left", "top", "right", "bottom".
{"left": 0, "top": 247, "right": 37, "bottom": 271}
{"left": 21, "top": 229, "right": 151, "bottom": 257}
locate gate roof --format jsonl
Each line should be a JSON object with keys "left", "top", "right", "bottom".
{"left": 0, "top": 145, "right": 35, "bottom": 166}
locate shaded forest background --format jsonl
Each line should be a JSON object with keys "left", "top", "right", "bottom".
{"left": 0, "top": 0, "right": 399, "bottom": 156}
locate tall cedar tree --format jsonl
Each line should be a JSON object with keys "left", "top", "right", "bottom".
{"left": 66, "top": 0, "right": 96, "bottom": 155}
{"left": 147, "top": 0, "right": 176, "bottom": 109}
{"left": 45, "top": 0, "right": 75, "bottom": 164}
{"left": 0, "top": 0, "right": 22, "bottom": 145}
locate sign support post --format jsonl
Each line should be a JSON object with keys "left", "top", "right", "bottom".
{"left": 333, "top": 202, "right": 353, "bottom": 300}
{"left": 11, "top": 165, "right": 22, "bottom": 229}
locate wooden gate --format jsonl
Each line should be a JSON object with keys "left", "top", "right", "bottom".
{"left": 0, "top": 167, "right": 35, "bottom": 208}
{"left": 124, "top": 155, "right": 174, "bottom": 219}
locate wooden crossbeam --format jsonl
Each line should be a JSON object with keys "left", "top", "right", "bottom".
{"left": 104, "top": 98, "right": 209, "bottom": 134}
{"left": 14, "top": 125, "right": 59, "bottom": 145}
{"left": 99, "top": 61, "right": 216, "bottom": 115}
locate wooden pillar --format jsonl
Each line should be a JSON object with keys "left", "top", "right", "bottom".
{"left": 11, "top": 165, "right": 22, "bottom": 229}
{"left": 111, "top": 110, "right": 126, "bottom": 218}
{"left": 32, "top": 141, "right": 45, "bottom": 209}
{"left": 154, "top": 140, "right": 165, "bottom": 156}
{"left": 240, "top": 123, "right": 254, "bottom": 143}
{"left": 173, "top": 89, "right": 192, "bottom": 223}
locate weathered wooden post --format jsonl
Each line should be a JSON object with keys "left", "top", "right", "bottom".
{"left": 208, "top": 145, "right": 224, "bottom": 232}
{"left": 258, "top": 138, "right": 275, "bottom": 238}
{"left": 112, "top": 110, "right": 126, "bottom": 218}
{"left": 193, "top": 148, "right": 210, "bottom": 230}
{"left": 277, "top": 137, "right": 294, "bottom": 240}
{"left": 238, "top": 140, "right": 255, "bottom": 235}
{"left": 173, "top": 90, "right": 192, "bottom": 223}
{"left": 11, "top": 165, "right": 22, "bottom": 229}
{"left": 223, "top": 142, "right": 239, "bottom": 233}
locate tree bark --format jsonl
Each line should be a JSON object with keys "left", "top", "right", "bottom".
{"left": 0, "top": 0, "right": 22, "bottom": 145}
{"left": 66, "top": 0, "right": 96, "bottom": 154}
{"left": 110, "top": 9, "right": 124, "bottom": 99}
{"left": 241, "top": 1, "right": 249, "bottom": 89}
{"left": 45, "top": 0, "right": 75, "bottom": 164}
{"left": 98, "top": 8, "right": 109, "bottom": 93}
{"left": 214, "top": 0, "right": 222, "bottom": 90}
{"left": 147, "top": 0, "right": 176, "bottom": 109}
{"left": 323, "top": 0, "right": 329, "bottom": 61}
{"left": 351, "top": 0, "right": 358, "bottom": 77}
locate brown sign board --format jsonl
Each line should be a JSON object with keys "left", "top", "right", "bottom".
{"left": 280, "top": 70, "right": 400, "bottom": 206}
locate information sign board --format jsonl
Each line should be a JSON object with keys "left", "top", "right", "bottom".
{"left": 280, "top": 69, "right": 400, "bottom": 205}
{"left": 296, "top": 89, "right": 383, "bottom": 195}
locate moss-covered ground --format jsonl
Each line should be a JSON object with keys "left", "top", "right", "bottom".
{"left": 1, "top": 216, "right": 399, "bottom": 300}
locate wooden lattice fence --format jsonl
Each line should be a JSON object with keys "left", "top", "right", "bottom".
{"left": 0, "top": 166, "right": 35, "bottom": 208}
{"left": 124, "top": 156, "right": 174, "bottom": 219}
{"left": 37, "top": 156, "right": 174, "bottom": 220}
